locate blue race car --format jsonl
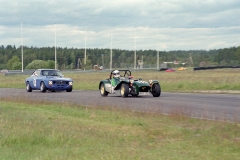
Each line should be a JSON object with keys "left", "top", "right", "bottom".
{"left": 25, "top": 69, "right": 73, "bottom": 92}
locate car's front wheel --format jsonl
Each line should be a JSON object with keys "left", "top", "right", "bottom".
{"left": 66, "top": 87, "right": 72, "bottom": 92}
{"left": 120, "top": 83, "right": 129, "bottom": 98}
{"left": 100, "top": 83, "right": 108, "bottom": 97}
{"left": 130, "top": 86, "right": 139, "bottom": 97}
{"left": 40, "top": 82, "right": 47, "bottom": 92}
{"left": 26, "top": 82, "right": 32, "bottom": 92}
{"left": 152, "top": 83, "right": 161, "bottom": 97}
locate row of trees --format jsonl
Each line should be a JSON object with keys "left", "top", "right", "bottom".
{"left": 1, "top": 45, "right": 240, "bottom": 70}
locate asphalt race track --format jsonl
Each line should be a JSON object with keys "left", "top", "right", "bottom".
{"left": 0, "top": 88, "right": 240, "bottom": 122}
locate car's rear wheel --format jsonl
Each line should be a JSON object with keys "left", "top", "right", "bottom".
{"left": 26, "top": 82, "right": 32, "bottom": 92}
{"left": 100, "top": 83, "right": 108, "bottom": 97}
{"left": 152, "top": 83, "right": 161, "bottom": 97}
{"left": 120, "top": 83, "right": 129, "bottom": 98}
{"left": 66, "top": 87, "right": 72, "bottom": 92}
{"left": 40, "top": 82, "right": 47, "bottom": 92}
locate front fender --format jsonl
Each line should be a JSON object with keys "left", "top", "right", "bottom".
{"left": 114, "top": 81, "right": 128, "bottom": 90}
{"left": 151, "top": 80, "right": 159, "bottom": 84}
{"left": 42, "top": 79, "right": 50, "bottom": 88}
{"left": 99, "top": 79, "right": 111, "bottom": 90}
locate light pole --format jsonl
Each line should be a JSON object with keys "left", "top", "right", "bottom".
{"left": 84, "top": 26, "right": 87, "bottom": 71}
{"left": 134, "top": 30, "right": 136, "bottom": 69}
{"left": 55, "top": 23, "right": 57, "bottom": 69}
{"left": 102, "top": 54, "right": 104, "bottom": 68}
{"left": 110, "top": 30, "right": 112, "bottom": 70}
{"left": 157, "top": 29, "right": 160, "bottom": 69}
{"left": 21, "top": 20, "right": 23, "bottom": 72}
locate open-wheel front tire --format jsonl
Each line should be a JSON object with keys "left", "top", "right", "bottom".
{"left": 152, "top": 83, "right": 161, "bottom": 97}
{"left": 120, "top": 83, "right": 129, "bottom": 98}
{"left": 26, "top": 82, "right": 32, "bottom": 92}
{"left": 100, "top": 83, "right": 108, "bottom": 97}
{"left": 130, "top": 86, "right": 139, "bottom": 97}
{"left": 40, "top": 82, "right": 47, "bottom": 92}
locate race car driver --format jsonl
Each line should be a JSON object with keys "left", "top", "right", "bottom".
{"left": 111, "top": 70, "right": 120, "bottom": 87}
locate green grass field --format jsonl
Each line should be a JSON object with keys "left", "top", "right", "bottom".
{"left": 0, "top": 68, "right": 240, "bottom": 159}
{"left": 1, "top": 97, "right": 240, "bottom": 160}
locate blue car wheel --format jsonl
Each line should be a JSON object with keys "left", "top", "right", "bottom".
{"left": 26, "top": 82, "right": 32, "bottom": 92}
{"left": 40, "top": 82, "right": 47, "bottom": 92}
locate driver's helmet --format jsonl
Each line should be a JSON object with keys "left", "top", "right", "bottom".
{"left": 113, "top": 70, "right": 120, "bottom": 78}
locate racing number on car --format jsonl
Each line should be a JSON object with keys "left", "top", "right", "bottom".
{"left": 33, "top": 79, "right": 36, "bottom": 87}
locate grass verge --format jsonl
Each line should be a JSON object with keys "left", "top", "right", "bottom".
{"left": 0, "top": 97, "right": 240, "bottom": 160}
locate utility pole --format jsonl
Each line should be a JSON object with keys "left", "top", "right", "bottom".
{"left": 102, "top": 54, "right": 104, "bottom": 68}
{"left": 84, "top": 26, "right": 87, "bottom": 71}
{"left": 77, "top": 58, "right": 81, "bottom": 69}
{"left": 189, "top": 53, "right": 194, "bottom": 67}
{"left": 134, "top": 30, "right": 136, "bottom": 69}
{"left": 157, "top": 29, "right": 159, "bottom": 69}
{"left": 55, "top": 23, "right": 57, "bottom": 69}
{"left": 21, "top": 20, "right": 23, "bottom": 72}
{"left": 110, "top": 30, "right": 112, "bottom": 70}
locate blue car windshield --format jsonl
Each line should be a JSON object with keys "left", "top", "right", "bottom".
{"left": 42, "top": 70, "right": 63, "bottom": 76}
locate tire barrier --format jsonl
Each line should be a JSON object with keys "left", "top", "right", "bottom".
{"left": 159, "top": 68, "right": 168, "bottom": 71}
{"left": 193, "top": 66, "right": 240, "bottom": 71}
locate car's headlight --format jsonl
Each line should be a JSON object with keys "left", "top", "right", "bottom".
{"left": 69, "top": 82, "right": 73, "bottom": 85}
{"left": 49, "top": 81, "right": 53, "bottom": 85}
{"left": 130, "top": 79, "right": 134, "bottom": 83}
{"left": 149, "top": 80, "right": 153, "bottom": 84}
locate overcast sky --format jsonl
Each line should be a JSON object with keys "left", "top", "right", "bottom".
{"left": 0, "top": 0, "right": 240, "bottom": 51}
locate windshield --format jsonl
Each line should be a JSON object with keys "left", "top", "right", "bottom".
{"left": 42, "top": 70, "right": 63, "bottom": 76}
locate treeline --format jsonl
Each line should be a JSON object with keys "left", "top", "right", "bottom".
{"left": 0, "top": 45, "right": 240, "bottom": 70}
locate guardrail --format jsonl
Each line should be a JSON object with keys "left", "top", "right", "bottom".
{"left": 1, "top": 68, "right": 161, "bottom": 76}
{"left": 193, "top": 66, "right": 240, "bottom": 71}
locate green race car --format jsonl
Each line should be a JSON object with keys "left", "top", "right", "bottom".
{"left": 99, "top": 70, "right": 161, "bottom": 98}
